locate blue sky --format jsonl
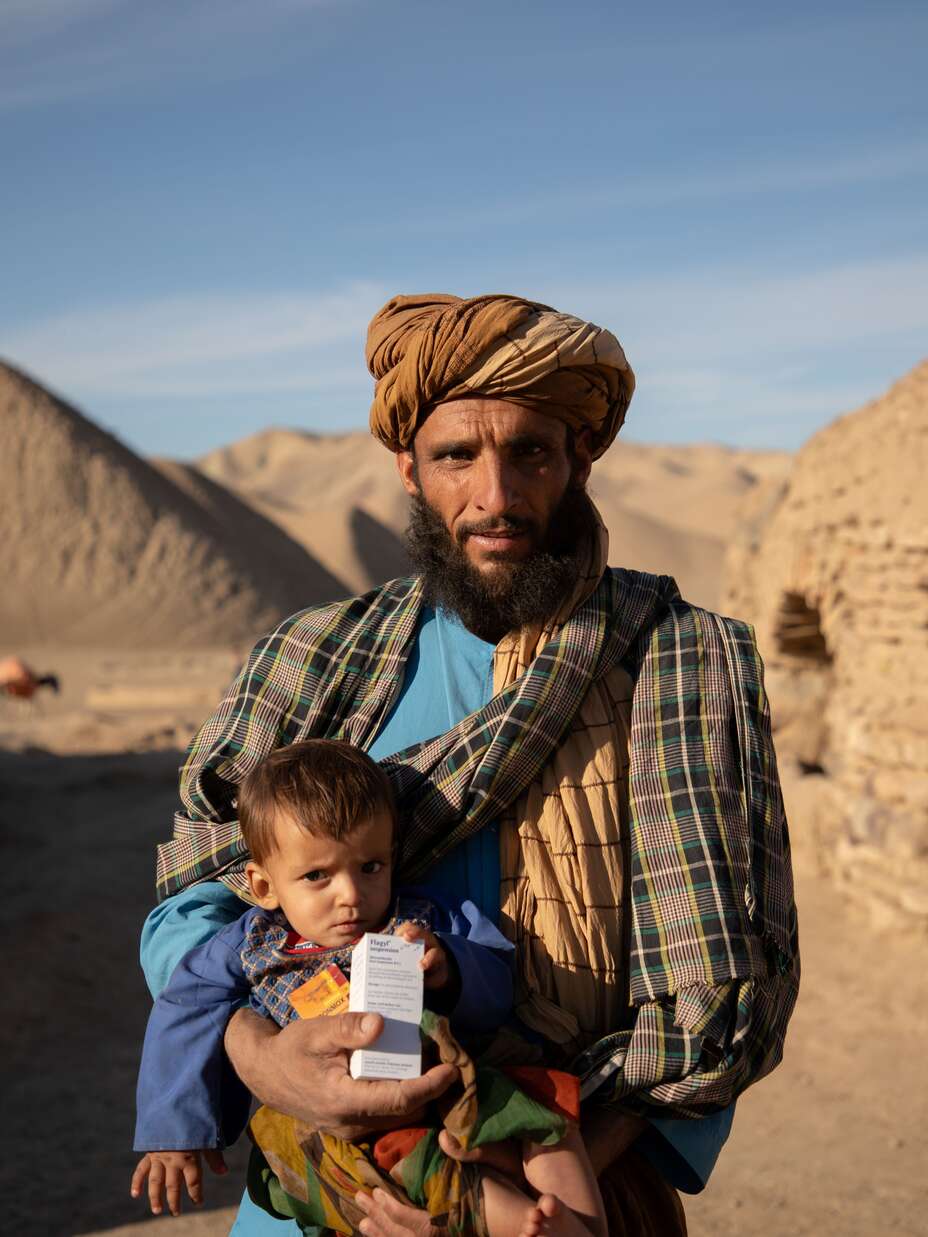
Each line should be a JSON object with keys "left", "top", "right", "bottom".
{"left": 2, "top": 0, "right": 926, "bottom": 458}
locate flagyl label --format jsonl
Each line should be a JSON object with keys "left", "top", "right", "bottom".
{"left": 348, "top": 932, "right": 424, "bottom": 1080}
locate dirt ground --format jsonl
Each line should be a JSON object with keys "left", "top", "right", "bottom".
{"left": 2, "top": 658, "right": 926, "bottom": 1237}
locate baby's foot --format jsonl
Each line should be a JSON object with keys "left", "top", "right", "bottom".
{"left": 517, "top": 1193, "right": 592, "bottom": 1237}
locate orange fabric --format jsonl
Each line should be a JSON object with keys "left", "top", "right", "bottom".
{"left": 502, "top": 1067, "right": 581, "bottom": 1123}
{"left": 372, "top": 1127, "right": 430, "bottom": 1173}
{"left": 366, "top": 292, "right": 634, "bottom": 458}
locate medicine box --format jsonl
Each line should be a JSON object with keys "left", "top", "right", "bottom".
{"left": 348, "top": 932, "right": 424, "bottom": 1080}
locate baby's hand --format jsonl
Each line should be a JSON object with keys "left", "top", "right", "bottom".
{"left": 130, "top": 1148, "right": 227, "bottom": 1215}
{"left": 397, "top": 923, "right": 451, "bottom": 990}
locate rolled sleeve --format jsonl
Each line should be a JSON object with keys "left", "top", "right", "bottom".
{"left": 638, "top": 1104, "right": 736, "bottom": 1193}
{"left": 428, "top": 896, "right": 515, "bottom": 1035}
{"left": 141, "top": 881, "right": 247, "bottom": 999}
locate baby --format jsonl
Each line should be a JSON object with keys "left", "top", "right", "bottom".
{"left": 131, "top": 739, "right": 606, "bottom": 1237}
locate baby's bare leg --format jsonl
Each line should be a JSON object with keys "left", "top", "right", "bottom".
{"left": 519, "top": 1127, "right": 607, "bottom": 1237}
{"left": 480, "top": 1171, "right": 592, "bottom": 1237}
{"left": 479, "top": 1127, "right": 607, "bottom": 1237}
{"left": 480, "top": 1169, "right": 544, "bottom": 1237}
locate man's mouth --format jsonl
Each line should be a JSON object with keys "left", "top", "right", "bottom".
{"left": 469, "top": 530, "right": 529, "bottom": 549}
{"left": 462, "top": 523, "right": 535, "bottom": 554}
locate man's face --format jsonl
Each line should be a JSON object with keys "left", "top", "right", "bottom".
{"left": 246, "top": 808, "right": 394, "bottom": 946}
{"left": 396, "top": 398, "right": 592, "bottom": 582}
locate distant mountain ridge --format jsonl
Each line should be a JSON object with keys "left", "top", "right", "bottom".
{"left": 198, "top": 427, "right": 793, "bottom": 607}
{"left": 0, "top": 358, "right": 795, "bottom": 650}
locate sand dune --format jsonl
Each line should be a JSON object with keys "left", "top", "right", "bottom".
{"left": 1, "top": 361, "right": 783, "bottom": 648}
{"left": 589, "top": 490, "right": 726, "bottom": 608}
{"left": 199, "top": 429, "right": 412, "bottom": 595}
{"left": 593, "top": 440, "right": 791, "bottom": 543}
{"left": 152, "top": 457, "right": 349, "bottom": 605}
{"left": 0, "top": 365, "right": 346, "bottom": 649}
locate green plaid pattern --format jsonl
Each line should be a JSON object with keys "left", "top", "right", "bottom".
{"left": 626, "top": 603, "right": 796, "bottom": 999}
{"left": 159, "top": 568, "right": 676, "bottom": 898}
{"left": 155, "top": 569, "right": 798, "bottom": 1114}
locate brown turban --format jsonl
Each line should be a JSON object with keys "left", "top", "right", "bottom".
{"left": 366, "top": 293, "right": 635, "bottom": 459}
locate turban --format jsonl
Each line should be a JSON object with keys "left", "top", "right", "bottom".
{"left": 366, "top": 293, "right": 635, "bottom": 459}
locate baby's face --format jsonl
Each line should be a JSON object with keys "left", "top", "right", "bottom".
{"left": 260, "top": 806, "right": 394, "bottom": 946}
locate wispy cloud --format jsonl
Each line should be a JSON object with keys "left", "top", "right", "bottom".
{"left": 2, "top": 256, "right": 924, "bottom": 448}
{"left": 631, "top": 369, "right": 878, "bottom": 436}
{"left": 2, "top": 0, "right": 127, "bottom": 46}
{"left": 544, "top": 251, "right": 928, "bottom": 440}
{"left": 547, "top": 253, "right": 928, "bottom": 362}
{"left": 1, "top": 281, "right": 387, "bottom": 397}
{"left": 389, "top": 140, "right": 928, "bottom": 237}
{"left": 0, "top": 0, "right": 343, "bottom": 111}
{"left": 550, "top": 254, "right": 928, "bottom": 443}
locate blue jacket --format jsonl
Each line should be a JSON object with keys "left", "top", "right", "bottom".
{"left": 134, "top": 891, "right": 514, "bottom": 1152}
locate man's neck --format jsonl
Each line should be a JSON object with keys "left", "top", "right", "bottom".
{"left": 430, "top": 601, "right": 517, "bottom": 647}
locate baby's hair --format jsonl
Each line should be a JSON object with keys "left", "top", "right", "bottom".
{"left": 238, "top": 739, "right": 396, "bottom": 865}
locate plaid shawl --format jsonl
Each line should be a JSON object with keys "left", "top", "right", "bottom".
{"left": 156, "top": 568, "right": 798, "bottom": 1115}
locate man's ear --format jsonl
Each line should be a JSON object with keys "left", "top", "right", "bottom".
{"left": 245, "top": 861, "right": 280, "bottom": 911}
{"left": 396, "top": 448, "right": 419, "bottom": 497}
{"left": 571, "top": 427, "right": 593, "bottom": 488}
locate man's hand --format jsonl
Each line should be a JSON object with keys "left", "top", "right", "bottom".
{"left": 130, "top": 1149, "right": 227, "bottom": 1216}
{"left": 224, "top": 1008, "right": 458, "bottom": 1139}
{"left": 396, "top": 923, "right": 451, "bottom": 990}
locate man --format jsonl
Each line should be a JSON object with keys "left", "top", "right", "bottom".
{"left": 145, "top": 293, "right": 799, "bottom": 1235}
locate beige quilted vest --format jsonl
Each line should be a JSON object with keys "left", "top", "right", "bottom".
{"left": 495, "top": 517, "right": 633, "bottom": 1055}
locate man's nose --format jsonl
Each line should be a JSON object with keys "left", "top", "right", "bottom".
{"left": 472, "top": 454, "right": 520, "bottom": 516}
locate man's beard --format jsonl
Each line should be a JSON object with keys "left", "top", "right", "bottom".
{"left": 404, "top": 486, "right": 598, "bottom": 642}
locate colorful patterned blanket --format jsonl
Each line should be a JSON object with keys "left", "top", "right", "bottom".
{"left": 247, "top": 1010, "right": 579, "bottom": 1236}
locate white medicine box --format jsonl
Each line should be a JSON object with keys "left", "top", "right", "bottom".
{"left": 348, "top": 932, "right": 424, "bottom": 1080}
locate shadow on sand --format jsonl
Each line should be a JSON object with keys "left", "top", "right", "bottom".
{"left": 0, "top": 748, "right": 250, "bottom": 1235}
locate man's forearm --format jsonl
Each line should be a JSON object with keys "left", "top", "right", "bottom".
{"left": 583, "top": 1109, "right": 646, "bottom": 1177}
{"left": 224, "top": 1007, "right": 282, "bottom": 1108}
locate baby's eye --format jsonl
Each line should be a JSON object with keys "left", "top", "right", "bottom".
{"left": 361, "top": 860, "right": 384, "bottom": 875}
{"left": 302, "top": 869, "right": 327, "bottom": 883}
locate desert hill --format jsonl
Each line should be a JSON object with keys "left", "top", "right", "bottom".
{"left": 0, "top": 358, "right": 794, "bottom": 651}
{"left": 198, "top": 429, "right": 415, "bottom": 596}
{"left": 199, "top": 428, "right": 793, "bottom": 608}
{"left": 0, "top": 363, "right": 346, "bottom": 649}
{"left": 592, "top": 440, "right": 791, "bottom": 540}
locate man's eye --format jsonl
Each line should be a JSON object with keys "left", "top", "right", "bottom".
{"left": 361, "top": 860, "right": 384, "bottom": 875}
{"left": 303, "top": 870, "right": 326, "bottom": 882}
